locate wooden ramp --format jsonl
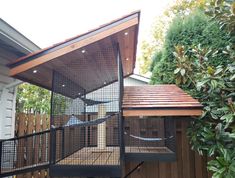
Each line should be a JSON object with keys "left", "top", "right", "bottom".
{"left": 58, "top": 147, "right": 120, "bottom": 166}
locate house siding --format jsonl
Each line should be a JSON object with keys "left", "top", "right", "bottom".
{"left": 0, "top": 60, "right": 17, "bottom": 139}
{"left": 124, "top": 76, "right": 149, "bottom": 86}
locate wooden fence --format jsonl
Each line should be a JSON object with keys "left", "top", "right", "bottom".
{"left": 15, "top": 113, "right": 50, "bottom": 178}
{"left": 13, "top": 113, "right": 211, "bottom": 178}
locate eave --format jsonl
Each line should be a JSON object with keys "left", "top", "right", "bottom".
{"left": 8, "top": 11, "right": 140, "bottom": 96}
{"left": 122, "top": 85, "right": 203, "bottom": 117}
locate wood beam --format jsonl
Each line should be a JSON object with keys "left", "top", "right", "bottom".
{"left": 122, "top": 109, "right": 202, "bottom": 117}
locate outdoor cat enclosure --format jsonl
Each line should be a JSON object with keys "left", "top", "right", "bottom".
{"left": 0, "top": 11, "right": 202, "bottom": 177}
{"left": 122, "top": 85, "right": 202, "bottom": 162}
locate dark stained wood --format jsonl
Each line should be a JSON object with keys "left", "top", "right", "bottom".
{"left": 9, "top": 12, "right": 140, "bottom": 98}
{"left": 26, "top": 114, "right": 34, "bottom": 178}
{"left": 124, "top": 120, "right": 212, "bottom": 178}
{"left": 58, "top": 147, "right": 120, "bottom": 166}
{"left": 122, "top": 85, "right": 203, "bottom": 117}
{"left": 10, "top": 16, "right": 138, "bottom": 76}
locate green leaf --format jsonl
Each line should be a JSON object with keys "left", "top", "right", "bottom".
{"left": 230, "top": 74, "right": 235, "bottom": 81}
{"left": 220, "top": 114, "right": 234, "bottom": 123}
{"left": 211, "top": 80, "right": 218, "bottom": 90}
{"left": 229, "top": 133, "right": 235, "bottom": 139}
{"left": 214, "top": 67, "right": 223, "bottom": 75}
{"left": 173, "top": 51, "right": 178, "bottom": 58}
{"left": 180, "top": 68, "right": 186, "bottom": 76}
{"left": 208, "top": 146, "right": 216, "bottom": 156}
{"left": 174, "top": 68, "right": 181, "bottom": 74}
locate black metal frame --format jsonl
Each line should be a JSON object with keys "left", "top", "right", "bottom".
{"left": 117, "top": 43, "right": 125, "bottom": 173}
{"left": 50, "top": 165, "right": 122, "bottom": 177}
{"left": 125, "top": 153, "right": 176, "bottom": 162}
{"left": 123, "top": 116, "right": 177, "bottom": 162}
{"left": 0, "top": 164, "right": 49, "bottom": 178}
{"left": 0, "top": 129, "right": 51, "bottom": 177}
{"left": 48, "top": 43, "right": 123, "bottom": 177}
{"left": 0, "top": 140, "right": 2, "bottom": 175}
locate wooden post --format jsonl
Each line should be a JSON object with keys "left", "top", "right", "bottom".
{"left": 97, "top": 105, "right": 106, "bottom": 149}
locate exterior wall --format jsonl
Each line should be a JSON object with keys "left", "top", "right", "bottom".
{"left": 124, "top": 75, "right": 149, "bottom": 86}
{"left": 0, "top": 19, "right": 40, "bottom": 140}
{"left": 0, "top": 58, "right": 17, "bottom": 139}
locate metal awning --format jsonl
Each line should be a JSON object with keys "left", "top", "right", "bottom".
{"left": 8, "top": 11, "right": 140, "bottom": 97}
{"left": 122, "top": 85, "right": 203, "bottom": 116}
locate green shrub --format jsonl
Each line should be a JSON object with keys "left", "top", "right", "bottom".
{"left": 164, "top": 10, "right": 230, "bottom": 64}
{"left": 150, "top": 1, "right": 235, "bottom": 177}
{"left": 151, "top": 10, "right": 230, "bottom": 84}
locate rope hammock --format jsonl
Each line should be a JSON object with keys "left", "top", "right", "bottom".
{"left": 65, "top": 113, "right": 117, "bottom": 127}
{"left": 124, "top": 132, "right": 173, "bottom": 142}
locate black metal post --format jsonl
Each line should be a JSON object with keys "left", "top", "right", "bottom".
{"left": 0, "top": 140, "right": 2, "bottom": 174}
{"left": 61, "top": 127, "right": 65, "bottom": 158}
{"left": 84, "top": 89, "right": 87, "bottom": 148}
{"left": 50, "top": 70, "right": 56, "bottom": 164}
{"left": 87, "top": 114, "right": 91, "bottom": 146}
{"left": 117, "top": 43, "right": 125, "bottom": 167}
{"left": 50, "top": 128, "right": 56, "bottom": 164}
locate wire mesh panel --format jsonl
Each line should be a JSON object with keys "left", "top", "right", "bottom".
{"left": 0, "top": 131, "right": 50, "bottom": 176}
{"left": 124, "top": 117, "right": 176, "bottom": 161}
{"left": 50, "top": 46, "right": 121, "bottom": 167}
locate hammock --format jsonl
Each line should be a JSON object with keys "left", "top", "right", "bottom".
{"left": 81, "top": 98, "right": 111, "bottom": 106}
{"left": 65, "top": 113, "right": 117, "bottom": 127}
{"left": 124, "top": 132, "right": 173, "bottom": 142}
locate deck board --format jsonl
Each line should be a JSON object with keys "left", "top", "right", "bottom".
{"left": 57, "top": 146, "right": 172, "bottom": 166}
{"left": 57, "top": 147, "right": 120, "bottom": 166}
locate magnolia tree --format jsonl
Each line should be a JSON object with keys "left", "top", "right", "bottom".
{"left": 150, "top": 0, "right": 234, "bottom": 177}
{"left": 188, "top": 1, "right": 235, "bottom": 177}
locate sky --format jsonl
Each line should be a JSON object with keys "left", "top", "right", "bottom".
{"left": 0, "top": 0, "right": 174, "bottom": 72}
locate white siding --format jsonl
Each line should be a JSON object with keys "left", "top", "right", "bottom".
{"left": 124, "top": 77, "right": 148, "bottom": 86}
{"left": 0, "top": 65, "right": 17, "bottom": 139}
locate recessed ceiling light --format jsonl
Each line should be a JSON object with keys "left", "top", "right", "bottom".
{"left": 33, "top": 70, "right": 37, "bottom": 73}
{"left": 81, "top": 49, "right": 86, "bottom": 53}
{"left": 124, "top": 32, "right": 128, "bottom": 36}
{"left": 62, "top": 84, "right": 65, "bottom": 87}
{"left": 78, "top": 93, "right": 81, "bottom": 95}
{"left": 126, "top": 58, "right": 129, "bottom": 61}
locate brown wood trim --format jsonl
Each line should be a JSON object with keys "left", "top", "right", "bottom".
{"left": 122, "top": 109, "right": 202, "bottom": 117}
{"left": 10, "top": 17, "right": 139, "bottom": 76}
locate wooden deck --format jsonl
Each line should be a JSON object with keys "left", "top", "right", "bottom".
{"left": 57, "top": 146, "right": 173, "bottom": 167}
{"left": 125, "top": 146, "right": 173, "bottom": 154}
{"left": 58, "top": 147, "right": 120, "bottom": 166}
